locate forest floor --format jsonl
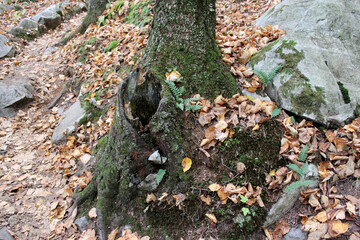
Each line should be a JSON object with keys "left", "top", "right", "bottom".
{"left": 0, "top": 0, "right": 360, "bottom": 239}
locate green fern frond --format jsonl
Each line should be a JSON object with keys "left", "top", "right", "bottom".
{"left": 268, "top": 65, "right": 281, "bottom": 81}
{"left": 165, "top": 80, "right": 183, "bottom": 99}
{"left": 285, "top": 180, "right": 316, "bottom": 193}
{"left": 253, "top": 65, "right": 282, "bottom": 87}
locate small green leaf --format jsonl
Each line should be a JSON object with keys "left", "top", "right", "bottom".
{"left": 299, "top": 145, "right": 308, "bottom": 162}
{"left": 291, "top": 116, "right": 295, "bottom": 123}
{"left": 247, "top": 96, "right": 255, "bottom": 102}
{"left": 241, "top": 207, "right": 250, "bottom": 216}
{"left": 285, "top": 180, "right": 316, "bottom": 193}
{"left": 272, "top": 108, "right": 282, "bottom": 118}
{"left": 104, "top": 40, "right": 119, "bottom": 53}
{"left": 156, "top": 169, "right": 166, "bottom": 184}
{"left": 240, "top": 195, "right": 248, "bottom": 203}
{"left": 99, "top": 16, "right": 105, "bottom": 22}
{"left": 287, "top": 163, "right": 303, "bottom": 176}
{"left": 176, "top": 102, "right": 184, "bottom": 110}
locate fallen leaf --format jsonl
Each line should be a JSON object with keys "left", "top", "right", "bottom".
{"left": 146, "top": 193, "right": 157, "bottom": 203}
{"left": 205, "top": 213, "right": 217, "bottom": 223}
{"left": 88, "top": 208, "right": 97, "bottom": 218}
{"left": 200, "top": 195, "right": 211, "bottom": 205}
{"left": 181, "top": 157, "right": 192, "bottom": 172}
{"left": 108, "top": 228, "right": 118, "bottom": 240}
{"left": 208, "top": 183, "right": 222, "bottom": 192}
{"left": 328, "top": 220, "right": 348, "bottom": 237}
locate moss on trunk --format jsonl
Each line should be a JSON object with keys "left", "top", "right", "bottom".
{"left": 142, "top": 0, "right": 237, "bottom": 99}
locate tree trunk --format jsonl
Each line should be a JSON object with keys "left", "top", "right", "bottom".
{"left": 56, "top": 0, "right": 108, "bottom": 46}
{"left": 76, "top": 0, "right": 239, "bottom": 239}
{"left": 142, "top": 0, "right": 236, "bottom": 99}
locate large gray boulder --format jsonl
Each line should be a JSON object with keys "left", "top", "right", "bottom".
{"left": 0, "top": 80, "right": 34, "bottom": 117}
{"left": 32, "top": 4, "right": 63, "bottom": 29}
{"left": 0, "top": 34, "right": 15, "bottom": 58}
{"left": 19, "top": 18, "right": 39, "bottom": 30}
{"left": 250, "top": 0, "right": 360, "bottom": 126}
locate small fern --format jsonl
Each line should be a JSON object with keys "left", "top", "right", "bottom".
{"left": 164, "top": 80, "right": 202, "bottom": 112}
{"left": 285, "top": 162, "right": 314, "bottom": 192}
{"left": 253, "top": 65, "right": 282, "bottom": 87}
{"left": 285, "top": 180, "right": 316, "bottom": 193}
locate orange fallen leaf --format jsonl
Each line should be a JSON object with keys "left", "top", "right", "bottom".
{"left": 329, "top": 220, "right": 349, "bottom": 237}
{"left": 200, "top": 195, "right": 211, "bottom": 205}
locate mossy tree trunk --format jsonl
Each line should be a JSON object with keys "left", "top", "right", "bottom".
{"left": 56, "top": 0, "right": 108, "bottom": 46}
{"left": 143, "top": 0, "right": 236, "bottom": 98}
{"left": 76, "top": 0, "right": 238, "bottom": 239}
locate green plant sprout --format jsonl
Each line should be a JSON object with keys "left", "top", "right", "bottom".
{"left": 253, "top": 65, "right": 282, "bottom": 87}
{"left": 164, "top": 80, "right": 203, "bottom": 112}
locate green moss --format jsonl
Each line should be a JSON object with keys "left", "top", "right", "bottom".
{"left": 77, "top": 37, "right": 97, "bottom": 62}
{"left": 355, "top": 104, "right": 360, "bottom": 117}
{"left": 337, "top": 81, "right": 351, "bottom": 104}
{"left": 249, "top": 39, "right": 279, "bottom": 67}
{"left": 94, "top": 135, "right": 108, "bottom": 154}
{"left": 124, "top": 0, "right": 152, "bottom": 27}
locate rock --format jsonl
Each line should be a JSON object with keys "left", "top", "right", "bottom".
{"left": 283, "top": 227, "right": 308, "bottom": 240}
{"left": 250, "top": 0, "right": 360, "bottom": 126}
{"left": 8, "top": 27, "right": 29, "bottom": 38}
{"left": 51, "top": 100, "right": 86, "bottom": 143}
{"left": 43, "top": 46, "right": 57, "bottom": 55}
{"left": 0, "top": 80, "right": 34, "bottom": 117}
{"left": 148, "top": 150, "right": 167, "bottom": 164}
{"left": 0, "top": 3, "right": 13, "bottom": 14}
{"left": 0, "top": 227, "right": 14, "bottom": 240}
{"left": 0, "top": 34, "right": 15, "bottom": 58}
{"left": 264, "top": 163, "right": 318, "bottom": 227}
{"left": 138, "top": 173, "right": 159, "bottom": 191}
{"left": 32, "top": 4, "right": 63, "bottom": 29}
{"left": 18, "top": 18, "right": 39, "bottom": 30}
{"left": 78, "top": 2, "right": 87, "bottom": 10}
{"left": 74, "top": 216, "right": 87, "bottom": 232}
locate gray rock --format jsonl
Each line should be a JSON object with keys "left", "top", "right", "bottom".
{"left": 138, "top": 174, "right": 159, "bottom": 191}
{"left": 0, "top": 81, "right": 34, "bottom": 117}
{"left": 0, "top": 227, "right": 14, "bottom": 240}
{"left": 51, "top": 100, "right": 86, "bottom": 143}
{"left": 43, "top": 46, "right": 57, "bottom": 55}
{"left": 78, "top": 2, "right": 87, "bottom": 10}
{"left": 264, "top": 163, "right": 318, "bottom": 227}
{"left": 74, "top": 216, "right": 87, "bottom": 232}
{"left": 0, "top": 34, "right": 15, "bottom": 58}
{"left": 0, "top": 4, "right": 13, "bottom": 14}
{"left": 251, "top": 0, "right": 360, "bottom": 126}
{"left": 18, "top": 18, "right": 39, "bottom": 30}
{"left": 283, "top": 227, "right": 307, "bottom": 240}
{"left": 32, "top": 4, "right": 63, "bottom": 29}
{"left": 8, "top": 27, "right": 29, "bottom": 38}
{"left": 148, "top": 150, "right": 167, "bottom": 164}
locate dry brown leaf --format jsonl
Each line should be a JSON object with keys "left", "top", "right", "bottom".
{"left": 205, "top": 213, "right": 217, "bottom": 223}
{"left": 88, "top": 207, "right": 97, "bottom": 218}
{"left": 314, "top": 210, "right": 328, "bottom": 223}
{"left": 200, "top": 195, "right": 211, "bottom": 205}
{"left": 236, "top": 162, "right": 246, "bottom": 174}
{"left": 328, "top": 220, "right": 348, "bottom": 237}
{"left": 146, "top": 193, "right": 157, "bottom": 203}
{"left": 208, "top": 183, "right": 222, "bottom": 192}
{"left": 272, "top": 220, "right": 290, "bottom": 240}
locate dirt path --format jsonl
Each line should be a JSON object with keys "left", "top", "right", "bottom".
{"left": 0, "top": 12, "right": 85, "bottom": 240}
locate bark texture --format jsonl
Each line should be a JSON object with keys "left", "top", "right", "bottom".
{"left": 77, "top": 0, "right": 239, "bottom": 238}
{"left": 143, "top": 0, "right": 236, "bottom": 98}
{"left": 56, "top": 0, "right": 108, "bottom": 46}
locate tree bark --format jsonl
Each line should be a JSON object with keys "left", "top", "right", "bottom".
{"left": 142, "top": 0, "right": 236, "bottom": 99}
{"left": 76, "top": 0, "right": 239, "bottom": 238}
{"left": 56, "top": 0, "right": 108, "bottom": 46}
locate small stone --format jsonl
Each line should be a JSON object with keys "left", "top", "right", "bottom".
{"left": 18, "top": 18, "right": 39, "bottom": 30}
{"left": 236, "top": 162, "right": 246, "bottom": 174}
{"left": 74, "top": 216, "right": 87, "bottom": 232}
{"left": 0, "top": 227, "right": 14, "bottom": 240}
{"left": 138, "top": 174, "right": 158, "bottom": 191}
{"left": 148, "top": 150, "right": 167, "bottom": 164}
{"left": 283, "top": 227, "right": 307, "bottom": 240}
